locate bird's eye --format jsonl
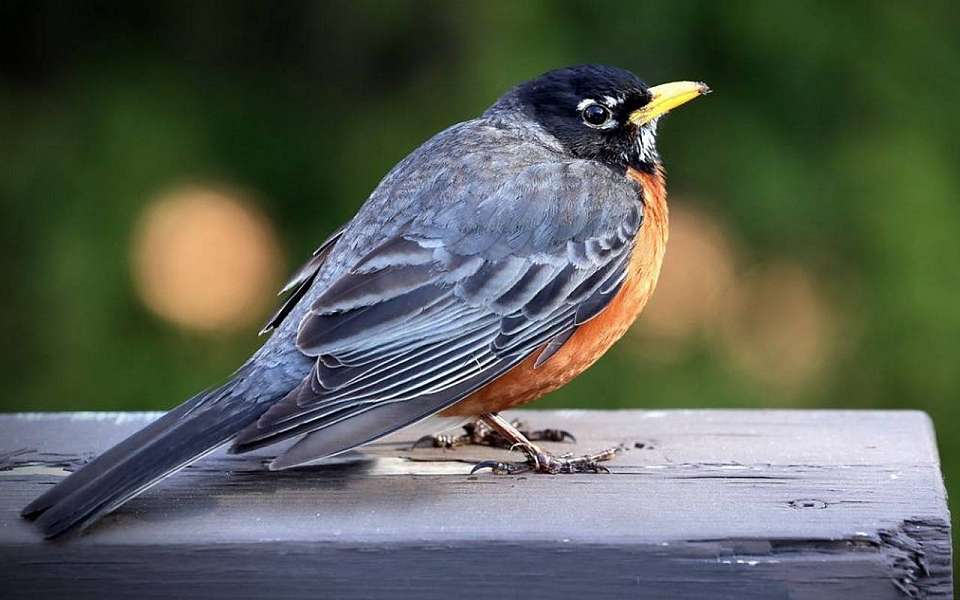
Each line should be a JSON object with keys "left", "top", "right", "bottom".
{"left": 581, "top": 103, "right": 611, "bottom": 127}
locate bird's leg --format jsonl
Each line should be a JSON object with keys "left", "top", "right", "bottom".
{"left": 412, "top": 417, "right": 576, "bottom": 450}
{"left": 470, "top": 413, "right": 619, "bottom": 475}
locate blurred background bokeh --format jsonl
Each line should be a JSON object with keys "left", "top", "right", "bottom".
{"left": 1, "top": 0, "right": 957, "bottom": 542}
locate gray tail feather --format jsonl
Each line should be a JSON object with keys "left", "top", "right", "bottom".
{"left": 21, "top": 369, "right": 270, "bottom": 538}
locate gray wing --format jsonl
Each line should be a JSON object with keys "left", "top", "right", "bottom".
{"left": 259, "top": 225, "right": 345, "bottom": 334}
{"left": 234, "top": 139, "right": 642, "bottom": 457}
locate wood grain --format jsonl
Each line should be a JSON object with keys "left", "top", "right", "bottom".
{"left": 0, "top": 410, "right": 951, "bottom": 599}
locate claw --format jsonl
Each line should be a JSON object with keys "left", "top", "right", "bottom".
{"left": 471, "top": 460, "right": 532, "bottom": 475}
{"left": 470, "top": 460, "right": 501, "bottom": 474}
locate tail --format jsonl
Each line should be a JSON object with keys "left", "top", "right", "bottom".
{"left": 21, "top": 367, "right": 272, "bottom": 538}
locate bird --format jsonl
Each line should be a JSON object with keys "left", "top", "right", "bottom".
{"left": 21, "top": 64, "right": 708, "bottom": 538}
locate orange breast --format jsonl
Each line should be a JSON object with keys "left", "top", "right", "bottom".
{"left": 443, "top": 167, "right": 669, "bottom": 416}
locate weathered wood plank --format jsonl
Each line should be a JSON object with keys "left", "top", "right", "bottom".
{"left": 0, "top": 410, "right": 951, "bottom": 599}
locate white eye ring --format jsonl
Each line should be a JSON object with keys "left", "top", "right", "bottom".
{"left": 577, "top": 99, "right": 615, "bottom": 129}
{"left": 582, "top": 104, "right": 612, "bottom": 128}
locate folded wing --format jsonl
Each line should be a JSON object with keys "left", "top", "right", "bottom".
{"left": 233, "top": 158, "right": 642, "bottom": 458}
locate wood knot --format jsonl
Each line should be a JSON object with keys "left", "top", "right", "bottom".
{"left": 789, "top": 499, "right": 828, "bottom": 510}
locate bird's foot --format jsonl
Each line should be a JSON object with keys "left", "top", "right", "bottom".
{"left": 471, "top": 445, "right": 620, "bottom": 475}
{"left": 413, "top": 419, "right": 575, "bottom": 450}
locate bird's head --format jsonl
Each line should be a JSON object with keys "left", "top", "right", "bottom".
{"left": 494, "top": 65, "right": 709, "bottom": 173}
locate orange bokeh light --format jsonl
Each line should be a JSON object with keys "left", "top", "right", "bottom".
{"left": 631, "top": 201, "right": 838, "bottom": 391}
{"left": 131, "top": 185, "right": 283, "bottom": 333}
{"left": 719, "top": 261, "right": 836, "bottom": 393}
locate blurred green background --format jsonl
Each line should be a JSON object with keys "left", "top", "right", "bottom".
{"left": 1, "top": 0, "right": 956, "bottom": 543}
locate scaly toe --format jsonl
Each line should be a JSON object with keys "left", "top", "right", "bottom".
{"left": 537, "top": 446, "right": 620, "bottom": 474}
{"left": 471, "top": 446, "right": 619, "bottom": 475}
{"left": 411, "top": 432, "right": 464, "bottom": 449}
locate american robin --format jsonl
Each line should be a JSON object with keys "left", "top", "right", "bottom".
{"left": 22, "top": 65, "right": 708, "bottom": 537}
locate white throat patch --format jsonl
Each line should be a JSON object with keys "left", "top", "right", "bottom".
{"left": 637, "top": 117, "right": 660, "bottom": 162}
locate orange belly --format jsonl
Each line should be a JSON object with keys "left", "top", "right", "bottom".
{"left": 443, "top": 167, "right": 669, "bottom": 416}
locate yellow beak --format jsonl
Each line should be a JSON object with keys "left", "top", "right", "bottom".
{"left": 628, "top": 81, "right": 710, "bottom": 126}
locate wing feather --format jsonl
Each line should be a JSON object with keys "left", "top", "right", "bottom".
{"left": 233, "top": 154, "right": 644, "bottom": 456}
{"left": 259, "top": 226, "right": 345, "bottom": 334}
